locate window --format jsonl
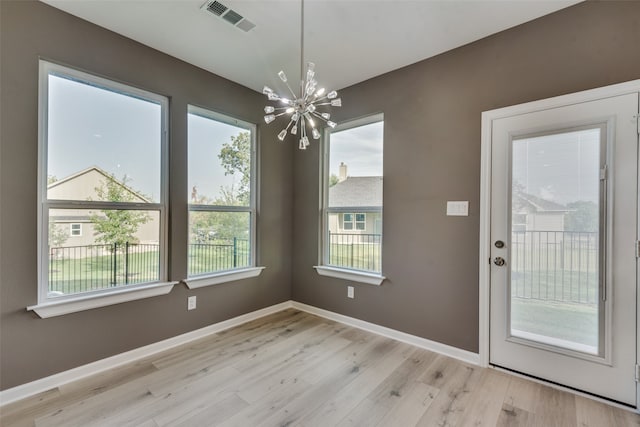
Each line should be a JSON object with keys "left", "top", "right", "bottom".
{"left": 320, "top": 115, "right": 383, "bottom": 277}
{"left": 38, "top": 61, "right": 168, "bottom": 305}
{"left": 187, "top": 106, "right": 256, "bottom": 281}
{"left": 342, "top": 213, "right": 366, "bottom": 231}
{"left": 70, "top": 223, "right": 82, "bottom": 236}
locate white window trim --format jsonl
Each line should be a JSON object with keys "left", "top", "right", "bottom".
{"left": 69, "top": 223, "right": 82, "bottom": 236}
{"left": 186, "top": 106, "right": 261, "bottom": 286}
{"left": 184, "top": 267, "right": 265, "bottom": 289}
{"left": 314, "top": 265, "right": 385, "bottom": 286}
{"left": 37, "top": 60, "right": 169, "bottom": 310}
{"left": 319, "top": 113, "right": 384, "bottom": 280}
{"left": 27, "top": 281, "right": 178, "bottom": 318}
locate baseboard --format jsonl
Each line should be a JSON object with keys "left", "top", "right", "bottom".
{"left": 1, "top": 299, "right": 480, "bottom": 406}
{"left": 0, "top": 301, "right": 293, "bottom": 407}
{"left": 291, "top": 301, "right": 480, "bottom": 366}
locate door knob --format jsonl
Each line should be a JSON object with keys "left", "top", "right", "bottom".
{"left": 494, "top": 257, "right": 506, "bottom": 266}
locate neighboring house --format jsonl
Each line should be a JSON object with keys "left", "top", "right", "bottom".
{"left": 512, "top": 192, "right": 569, "bottom": 232}
{"left": 47, "top": 166, "right": 158, "bottom": 248}
{"left": 328, "top": 164, "right": 382, "bottom": 237}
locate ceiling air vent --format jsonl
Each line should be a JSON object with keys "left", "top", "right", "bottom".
{"left": 201, "top": 0, "right": 256, "bottom": 33}
{"left": 206, "top": 1, "right": 227, "bottom": 16}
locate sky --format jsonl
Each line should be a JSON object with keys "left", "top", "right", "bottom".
{"left": 187, "top": 112, "right": 245, "bottom": 202}
{"left": 48, "top": 74, "right": 162, "bottom": 201}
{"left": 512, "top": 127, "right": 600, "bottom": 205}
{"left": 329, "top": 121, "right": 383, "bottom": 177}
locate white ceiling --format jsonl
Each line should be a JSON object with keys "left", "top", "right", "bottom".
{"left": 42, "top": 0, "right": 581, "bottom": 93}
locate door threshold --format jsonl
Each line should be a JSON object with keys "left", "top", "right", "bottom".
{"left": 490, "top": 364, "right": 638, "bottom": 414}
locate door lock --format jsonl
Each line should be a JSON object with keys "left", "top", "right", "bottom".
{"left": 493, "top": 257, "right": 506, "bottom": 266}
{"left": 494, "top": 240, "right": 505, "bottom": 248}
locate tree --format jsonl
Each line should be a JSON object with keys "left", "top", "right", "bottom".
{"left": 329, "top": 174, "right": 340, "bottom": 187}
{"left": 218, "top": 132, "right": 251, "bottom": 205}
{"left": 48, "top": 223, "right": 68, "bottom": 247}
{"left": 90, "top": 174, "right": 151, "bottom": 249}
{"left": 564, "top": 200, "right": 598, "bottom": 232}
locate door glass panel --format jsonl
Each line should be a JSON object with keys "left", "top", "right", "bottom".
{"left": 510, "top": 127, "right": 602, "bottom": 355}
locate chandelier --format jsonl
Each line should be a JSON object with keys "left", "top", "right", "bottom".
{"left": 262, "top": 0, "right": 341, "bottom": 150}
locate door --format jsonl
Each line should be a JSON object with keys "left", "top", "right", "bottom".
{"left": 489, "top": 92, "right": 638, "bottom": 405}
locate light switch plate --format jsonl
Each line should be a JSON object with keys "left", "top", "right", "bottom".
{"left": 447, "top": 201, "right": 469, "bottom": 216}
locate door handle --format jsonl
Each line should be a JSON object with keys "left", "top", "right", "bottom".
{"left": 493, "top": 257, "right": 506, "bottom": 266}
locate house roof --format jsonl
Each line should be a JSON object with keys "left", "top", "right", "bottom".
{"left": 328, "top": 177, "right": 382, "bottom": 208}
{"left": 48, "top": 166, "right": 151, "bottom": 203}
{"left": 513, "top": 192, "right": 567, "bottom": 213}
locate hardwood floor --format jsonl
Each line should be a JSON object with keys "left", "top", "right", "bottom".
{"left": 1, "top": 309, "right": 638, "bottom": 426}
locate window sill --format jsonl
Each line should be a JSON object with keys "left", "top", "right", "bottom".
{"left": 27, "top": 281, "right": 178, "bottom": 318}
{"left": 184, "top": 267, "right": 265, "bottom": 289}
{"left": 313, "top": 266, "right": 385, "bottom": 286}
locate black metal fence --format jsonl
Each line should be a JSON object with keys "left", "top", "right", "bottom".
{"left": 188, "top": 238, "right": 250, "bottom": 276}
{"left": 329, "top": 232, "right": 381, "bottom": 272}
{"left": 48, "top": 243, "right": 160, "bottom": 295}
{"left": 49, "top": 239, "right": 252, "bottom": 296}
{"left": 511, "top": 231, "right": 599, "bottom": 304}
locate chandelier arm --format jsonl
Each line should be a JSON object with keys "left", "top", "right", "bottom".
{"left": 311, "top": 111, "right": 329, "bottom": 123}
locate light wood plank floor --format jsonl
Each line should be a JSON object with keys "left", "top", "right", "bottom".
{"left": 1, "top": 309, "right": 639, "bottom": 426}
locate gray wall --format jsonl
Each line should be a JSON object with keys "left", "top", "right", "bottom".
{"left": 0, "top": 1, "right": 292, "bottom": 390}
{"left": 291, "top": 1, "right": 640, "bottom": 353}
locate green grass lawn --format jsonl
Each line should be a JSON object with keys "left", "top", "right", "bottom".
{"left": 329, "top": 243, "right": 381, "bottom": 272}
{"left": 511, "top": 297, "right": 598, "bottom": 349}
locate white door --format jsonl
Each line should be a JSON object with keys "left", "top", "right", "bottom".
{"left": 489, "top": 92, "right": 638, "bottom": 406}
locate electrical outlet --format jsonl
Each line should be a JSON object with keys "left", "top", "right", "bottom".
{"left": 347, "top": 286, "right": 354, "bottom": 299}
{"left": 187, "top": 295, "right": 197, "bottom": 310}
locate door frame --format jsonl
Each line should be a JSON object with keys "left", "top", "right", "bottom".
{"left": 479, "top": 79, "right": 640, "bottom": 407}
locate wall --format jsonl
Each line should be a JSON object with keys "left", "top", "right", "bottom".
{"left": 0, "top": 0, "right": 292, "bottom": 390}
{"left": 291, "top": 1, "right": 640, "bottom": 353}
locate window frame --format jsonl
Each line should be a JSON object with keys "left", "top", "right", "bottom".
{"left": 33, "top": 60, "right": 173, "bottom": 315}
{"left": 69, "top": 223, "right": 82, "bottom": 237}
{"left": 315, "top": 113, "right": 385, "bottom": 285}
{"left": 184, "top": 105, "right": 261, "bottom": 288}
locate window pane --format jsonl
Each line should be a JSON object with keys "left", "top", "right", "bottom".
{"left": 510, "top": 127, "right": 602, "bottom": 354}
{"left": 48, "top": 208, "right": 160, "bottom": 297}
{"left": 327, "top": 120, "right": 383, "bottom": 272}
{"left": 47, "top": 74, "right": 162, "bottom": 202}
{"left": 188, "top": 211, "right": 251, "bottom": 276}
{"left": 188, "top": 112, "right": 251, "bottom": 207}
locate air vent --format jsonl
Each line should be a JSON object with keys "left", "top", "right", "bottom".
{"left": 206, "top": 1, "right": 227, "bottom": 16}
{"left": 201, "top": 0, "right": 256, "bottom": 32}
{"left": 222, "top": 9, "right": 243, "bottom": 25}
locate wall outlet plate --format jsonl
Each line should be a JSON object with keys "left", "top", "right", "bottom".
{"left": 347, "top": 286, "right": 354, "bottom": 299}
{"left": 187, "top": 295, "right": 197, "bottom": 310}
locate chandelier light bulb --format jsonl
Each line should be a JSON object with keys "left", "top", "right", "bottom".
{"left": 321, "top": 112, "right": 330, "bottom": 120}
{"left": 327, "top": 90, "right": 337, "bottom": 99}
{"left": 278, "top": 71, "right": 288, "bottom": 82}
{"left": 312, "top": 128, "right": 321, "bottom": 139}
{"left": 278, "top": 129, "right": 287, "bottom": 141}
{"left": 264, "top": 114, "right": 276, "bottom": 124}
{"left": 263, "top": 86, "right": 274, "bottom": 94}
{"left": 316, "top": 88, "right": 325, "bottom": 97}
{"left": 327, "top": 120, "right": 337, "bottom": 128}
{"left": 286, "top": 107, "right": 295, "bottom": 114}
{"left": 291, "top": 124, "right": 298, "bottom": 135}
{"left": 267, "top": 93, "right": 280, "bottom": 101}
{"left": 264, "top": 106, "right": 275, "bottom": 114}
{"left": 330, "top": 98, "right": 342, "bottom": 107}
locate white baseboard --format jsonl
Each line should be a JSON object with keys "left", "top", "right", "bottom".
{"left": 0, "top": 301, "right": 293, "bottom": 406}
{"left": 1, "top": 299, "right": 479, "bottom": 407}
{"left": 291, "top": 301, "right": 480, "bottom": 366}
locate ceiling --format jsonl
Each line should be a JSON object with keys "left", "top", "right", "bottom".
{"left": 42, "top": 0, "right": 581, "bottom": 93}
